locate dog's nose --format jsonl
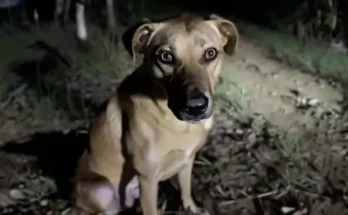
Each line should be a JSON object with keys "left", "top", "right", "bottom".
{"left": 185, "top": 87, "right": 209, "bottom": 117}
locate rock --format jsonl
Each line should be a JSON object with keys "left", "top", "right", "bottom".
{"left": 281, "top": 206, "right": 295, "bottom": 213}
{"left": 247, "top": 132, "right": 257, "bottom": 145}
{"left": 308, "top": 98, "right": 319, "bottom": 107}
{"left": 0, "top": 193, "right": 15, "bottom": 207}
{"left": 9, "top": 189, "right": 25, "bottom": 200}
{"left": 235, "top": 128, "right": 244, "bottom": 135}
{"left": 40, "top": 198, "right": 50, "bottom": 207}
{"left": 272, "top": 74, "right": 279, "bottom": 79}
{"left": 293, "top": 208, "right": 308, "bottom": 215}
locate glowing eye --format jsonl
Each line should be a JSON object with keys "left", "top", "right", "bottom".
{"left": 158, "top": 50, "right": 174, "bottom": 64}
{"left": 204, "top": 48, "right": 218, "bottom": 61}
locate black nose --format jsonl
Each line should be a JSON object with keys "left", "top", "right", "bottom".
{"left": 185, "top": 88, "right": 209, "bottom": 117}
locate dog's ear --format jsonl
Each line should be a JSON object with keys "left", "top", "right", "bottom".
{"left": 122, "top": 19, "right": 163, "bottom": 57}
{"left": 122, "top": 19, "right": 150, "bottom": 56}
{"left": 208, "top": 14, "right": 239, "bottom": 55}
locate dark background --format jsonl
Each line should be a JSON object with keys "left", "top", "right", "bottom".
{"left": 1, "top": 0, "right": 348, "bottom": 46}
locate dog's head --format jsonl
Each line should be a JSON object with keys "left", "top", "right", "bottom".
{"left": 123, "top": 13, "right": 238, "bottom": 123}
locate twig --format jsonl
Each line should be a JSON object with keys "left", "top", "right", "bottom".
{"left": 1, "top": 83, "right": 28, "bottom": 110}
{"left": 218, "top": 186, "right": 291, "bottom": 206}
{"left": 194, "top": 156, "right": 212, "bottom": 166}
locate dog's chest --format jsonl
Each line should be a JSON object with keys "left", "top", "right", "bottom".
{"left": 131, "top": 118, "right": 210, "bottom": 180}
{"left": 129, "top": 108, "right": 214, "bottom": 179}
{"left": 155, "top": 129, "right": 206, "bottom": 180}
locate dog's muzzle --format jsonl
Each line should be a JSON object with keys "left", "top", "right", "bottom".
{"left": 168, "top": 84, "right": 213, "bottom": 123}
{"left": 184, "top": 86, "right": 209, "bottom": 117}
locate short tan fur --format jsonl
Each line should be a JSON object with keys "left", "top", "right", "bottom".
{"left": 68, "top": 12, "right": 239, "bottom": 215}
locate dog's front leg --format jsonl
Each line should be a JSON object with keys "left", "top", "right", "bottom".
{"left": 178, "top": 157, "right": 210, "bottom": 215}
{"left": 139, "top": 175, "right": 159, "bottom": 215}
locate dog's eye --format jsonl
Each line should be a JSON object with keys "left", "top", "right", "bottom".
{"left": 204, "top": 48, "right": 218, "bottom": 61}
{"left": 158, "top": 50, "right": 174, "bottom": 64}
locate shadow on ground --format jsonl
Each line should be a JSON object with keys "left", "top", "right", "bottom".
{"left": 2, "top": 131, "right": 88, "bottom": 198}
{"left": 0, "top": 130, "right": 186, "bottom": 215}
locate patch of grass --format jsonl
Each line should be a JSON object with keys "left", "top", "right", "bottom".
{"left": 274, "top": 136, "right": 316, "bottom": 189}
{"left": 277, "top": 137, "right": 309, "bottom": 186}
{"left": 75, "top": 27, "right": 132, "bottom": 81}
{"left": 0, "top": 24, "right": 122, "bottom": 122}
{"left": 28, "top": 90, "right": 63, "bottom": 120}
{"left": 239, "top": 22, "right": 348, "bottom": 85}
{"left": 24, "top": 78, "right": 89, "bottom": 121}
{"left": 277, "top": 137, "right": 305, "bottom": 164}
{"left": 216, "top": 72, "right": 252, "bottom": 122}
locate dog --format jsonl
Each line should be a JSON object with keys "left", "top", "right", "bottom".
{"left": 67, "top": 12, "right": 239, "bottom": 215}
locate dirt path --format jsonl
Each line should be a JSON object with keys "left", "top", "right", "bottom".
{"left": 223, "top": 37, "right": 343, "bottom": 136}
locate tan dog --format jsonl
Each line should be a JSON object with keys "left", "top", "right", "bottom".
{"left": 68, "top": 12, "right": 238, "bottom": 215}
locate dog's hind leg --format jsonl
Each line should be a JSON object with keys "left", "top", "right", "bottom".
{"left": 73, "top": 174, "right": 121, "bottom": 215}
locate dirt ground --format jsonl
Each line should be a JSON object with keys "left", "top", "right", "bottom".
{"left": 0, "top": 18, "right": 347, "bottom": 215}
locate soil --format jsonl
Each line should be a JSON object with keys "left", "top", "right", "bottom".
{"left": 0, "top": 20, "right": 347, "bottom": 215}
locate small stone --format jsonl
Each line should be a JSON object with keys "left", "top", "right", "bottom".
{"left": 225, "top": 128, "right": 233, "bottom": 134}
{"left": 308, "top": 99, "right": 319, "bottom": 107}
{"left": 281, "top": 206, "right": 295, "bottom": 213}
{"left": 62, "top": 129, "right": 70, "bottom": 134}
{"left": 9, "top": 189, "right": 25, "bottom": 200}
{"left": 340, "top": 150, "right": 347, "bottom": 156}
{"left": 40, "top": 199, "right": 50, "bottom": 207}
{"left": 293, "top": 208, "right": 308, "bottom": 215}
{"left": 235, "top": 128, "right": 244, "bottom": 135}
{"left": 247, "top": 132, "right": 257, "bottom": 145}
